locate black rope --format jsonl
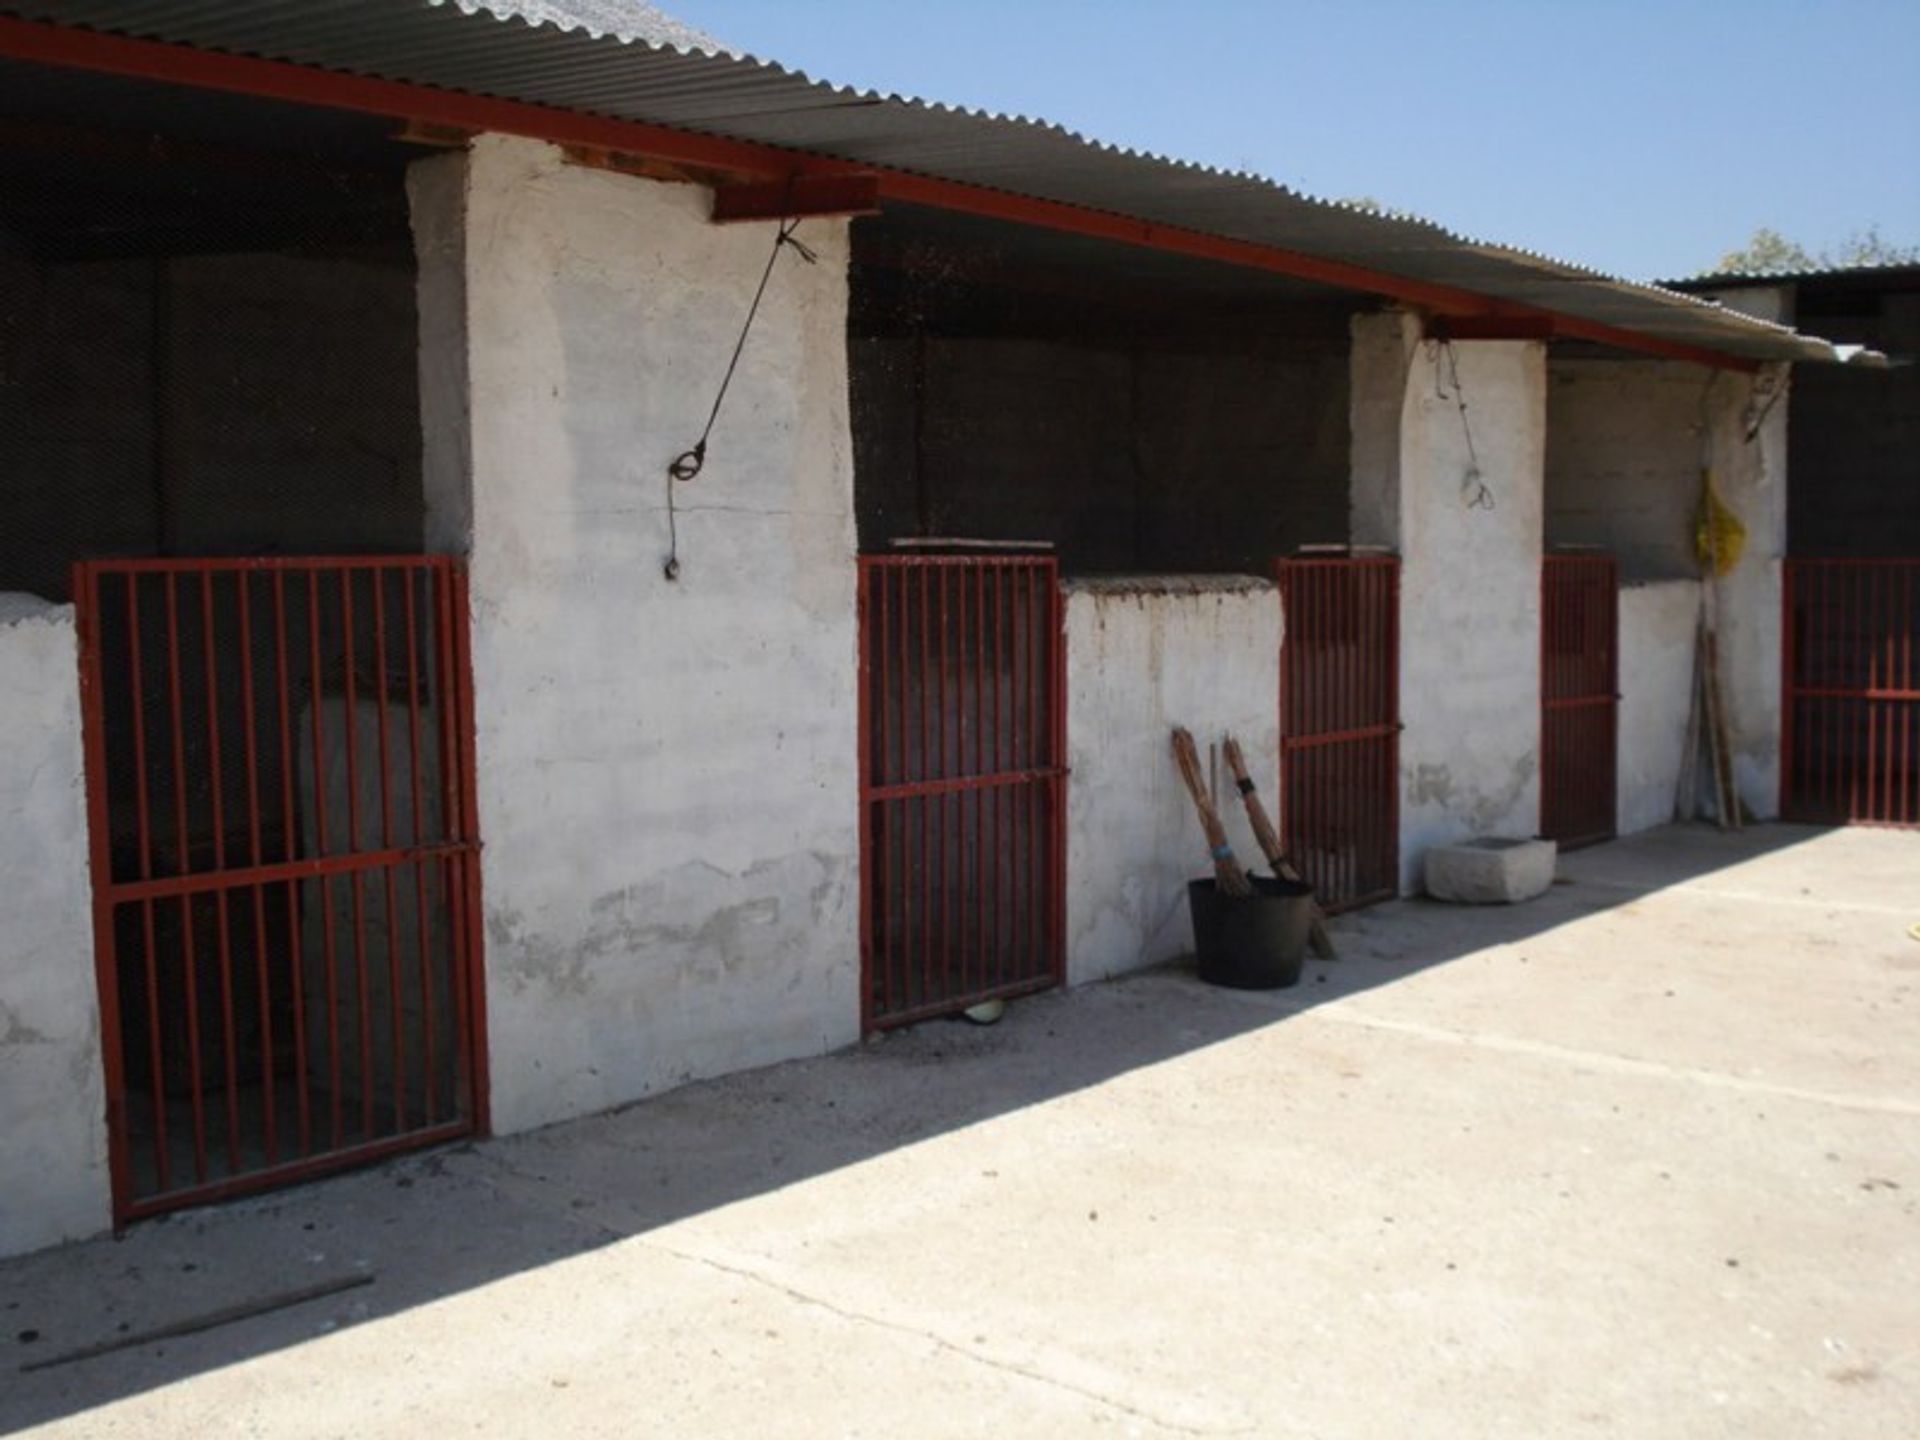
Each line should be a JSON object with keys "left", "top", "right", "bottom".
{"left": 1436, "top": 339, "right": 1494, "bottom": 512}
{"left": 664, "top": 217, "right": 817, "bottom": 580}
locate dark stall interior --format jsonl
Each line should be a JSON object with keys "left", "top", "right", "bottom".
{"left": 848, "top": 204, "right": 1363, "bottom": 575}
{"left": 0, "top": 59, "right": 426, "bottom": 602}
{"left": 1, "top": 60, "right": 470, "bottom": 1212}
{"left": 1786, "top": 268, "right": 1920, "bottom": 557}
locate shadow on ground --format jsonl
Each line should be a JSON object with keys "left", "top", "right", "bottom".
{"left": 0, "top": 821, "right": 1832, "bottom": 1432}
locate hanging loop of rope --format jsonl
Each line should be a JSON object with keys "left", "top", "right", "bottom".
{"left": 1436, "top": 339, "right": 1495, "bottom": 512}
{"left": 663, "top": 216, "right": 818, "bottom": 580}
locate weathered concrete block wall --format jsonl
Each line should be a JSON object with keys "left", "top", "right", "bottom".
{"left": 849, "top": 333, "right": 1350, "bottom": 572}
{"left": 0, "top": 250, "right": 422, "bottom": 602}
{"left": 1545, "top": 358, "right": 1708, "bottom": 580}
{"left": 1618, "top": 579, "right": 1702, "bottom": 835}
{"left": 411, "top": 137, "right": 860, "bottom": 1135}
{"left": 1352, "top": 313, "right": 1546, "bottom": 891}
{"left": 0, "top": 595, "right": 107, "bottom": 1257}
{"left": 1063, "top": 577, "right": 1280, "bottom": 984}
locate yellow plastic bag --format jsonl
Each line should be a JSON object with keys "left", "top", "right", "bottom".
{"left": 1695, "top": 471, "right": 1746, "bottom": 578}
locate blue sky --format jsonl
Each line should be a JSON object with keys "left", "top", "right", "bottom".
{"left": 667, "top": 0, "right": 1920, "bottom": 281}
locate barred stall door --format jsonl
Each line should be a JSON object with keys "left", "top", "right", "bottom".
{"left": 1783, "top": 558, "right": 1920, "bottom": 827}
{"left": 75, "top": 557, "right": 486, "bottom": 1222}
{"left": 858, "top": 555, "right": 1066, "bottom": 1029}
{"left": 1540, "top": 554, "right": 1619, "bottom": 850}
{"left": 1276, "top": 555, "right": 1400, "bottom": 912}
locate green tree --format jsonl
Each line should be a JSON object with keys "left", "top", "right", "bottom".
{"left": 1706, "top": 225, "right": 1919, "bottom": 276}
{"left": 1710, "top": 227, "right": 1814, "bottom": 275}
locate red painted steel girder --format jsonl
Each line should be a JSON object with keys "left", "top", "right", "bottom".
{"left": 0, "top": 16, "right": 1759, "bottom": 372}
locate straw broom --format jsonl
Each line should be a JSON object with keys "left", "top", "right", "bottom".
{"left": 1221, "top": 736, "right": 1337, "bottom": 960}
{"left": 1171, "top": 727, "right": 1253, "bottom": 897}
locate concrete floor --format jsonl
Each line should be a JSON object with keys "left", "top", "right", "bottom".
{"left": 5, "top": 823, "right": 1917, "bottom": 1438}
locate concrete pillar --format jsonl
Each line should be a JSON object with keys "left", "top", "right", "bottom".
{"left": 0, "top": 596, "right": 109, "bottom": 1257}
{"left": 1706, "top": 364, "right": 1789, "bottom": 818}
{"left": 408, "top": 136, "right": 861, "bottom": 1135}
{"left": 1350, "top": 311, "right": 1548, "bottom": 892}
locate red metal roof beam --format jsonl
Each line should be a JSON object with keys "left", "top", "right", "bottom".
{"left": 0, "top": 17, "right": 1760, "bottom": 372}
{"left": 711, "top": 173, "right": 883, "bottom": 224}
{"left": 1426, "top": 316, "right": 1558, "bottom": 343}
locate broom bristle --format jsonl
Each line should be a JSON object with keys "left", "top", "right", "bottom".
{"left": 1172, "top": 727, "right": 1252, "bottom": 896}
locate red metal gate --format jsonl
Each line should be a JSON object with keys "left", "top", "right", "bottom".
{"left": 75, "top": 557, "right": 486, "bottom": 1223}
{"left": 1276, "top": 555, "right": 1400, "bottom": 912}
{"left": 1540, "top": 554, "right": 1619, "bottom": 850}
{"left": 1782, "top": 558, "right": 1920, "bottom": 826}
{"left": 858, "top": 554, "right": 1066, "bottom": 1029}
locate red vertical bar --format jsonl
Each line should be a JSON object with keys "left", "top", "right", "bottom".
{"left": 273, "top": 572, "right": 311, "bottom": 1155}
{"left": 918, "top": 565, "right": 931, "bottom": 1009}
{"left": 991, "top": 563, "right": 1004, "bottom": 989}
{"left": 339, "top": 569, "right": 374, "bottom": 1139}
{"left": 1314, "top": 564, "right": 1329, "bottom": 902}
{"left": 892, "top": 565, "right": 909, "bottom": 1018}
{"left": 1850, "top": 565, "right": 1863, "bottom": 821}
{"left": 163, "top": 575, "right": 208, "bottom": 1184}
{"left": 428, "top": 562, "right": 483, "bottom": 1130}
{"left": 75, "top": 566, "right": 135, "bottom": 1220}
{"left": 236, "top": 573, "right": 276, "bottom": 1164}
{"left": 858, "top": 562, "right": 875, "bottom": 1028}
{"left": 975, "top": 563, "right": 987, "bottom": 996}
{"left": 1903, "top": 564, "right": 1914, "bottom": 826}
{"left": 1051, "top": 561, "right": 1067, "bottom": 978}
{"left": 1868, "top": 564, "right": 1881, "bottom": 823}
{"left": 1028, "top": 563, "right": 1043, "bottom": 975}
{"left": 450, "top": 562, "right": 491, "bottom": 1135}
{"left": 198, "top": 571, "right": 242, "bottom": 1176}
{"left": 939, "top": 564, "right": 952, "bottom": 1003}
{"left": 372, "top": 570, "right": 407, "bottom": 1131}
{"left": 307, "top": 569, "right": 342, "bottom": 1148}
{"left": 431, "top": 565, "right": 468, "bottom": 1102}
{"left": 1883, "top": 564, "right": 1897, "bottom": 824}
{"left": 123, "top": 573, "right": 170, "bottom": 1195}
{"left": 402, "top": 568, "right": 436, "bottom": 1121}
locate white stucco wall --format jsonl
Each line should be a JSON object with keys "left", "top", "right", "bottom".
{"left": 411, "top": 137, "right": 860, "bottom": 1135}
{"left": 0, "top": 595, "right": 108, "bottom": 1257}
{"left": 1063, "top": 577, "right": 1281, "bottom": 985}
{"left": 1617, "top": 579, "right": 1703, "bottom": 836}
{"left": 1352, "top": 313, "right": 1547, "bottom": 892}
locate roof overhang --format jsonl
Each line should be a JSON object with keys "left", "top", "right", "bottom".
{"left": 0, "top": 4, "right": 1886, "bottom": 372}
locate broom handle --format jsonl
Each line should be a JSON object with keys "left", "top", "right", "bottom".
{"left": 1222, "top": 737, "right": 1337, "bottom": 960}
{"left": 1172, "top": 728, "right": 1252, "bottom": 896}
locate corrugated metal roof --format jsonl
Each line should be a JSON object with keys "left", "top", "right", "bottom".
{"left": 1669, "top": 261, "right": 1920, "bottom": 289}
{"left": 0, "top": 0, "right": 1884, "bottom": 367}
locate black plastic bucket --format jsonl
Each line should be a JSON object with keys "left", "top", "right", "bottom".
{"left": 1187, "top": 874, "right": 1315, "bottom": 990}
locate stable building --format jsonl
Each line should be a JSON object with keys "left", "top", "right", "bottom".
{"left": 0, "top": 0, "right": 1889, "bottom": 1257}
